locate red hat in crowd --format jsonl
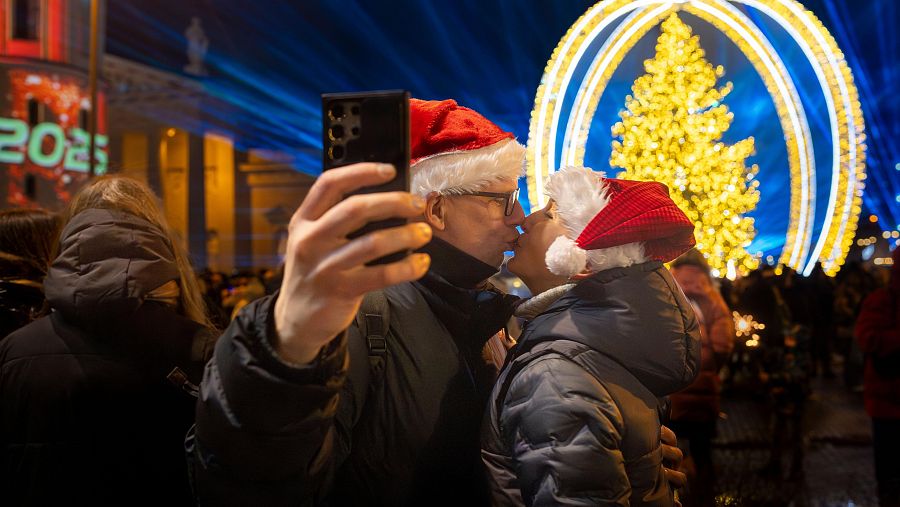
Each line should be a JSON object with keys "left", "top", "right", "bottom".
{"left": 408, "top": 98, "right": 525, "bottom": 196}
{"left": 543, "top": 166, "right": 696, "bottom": 276}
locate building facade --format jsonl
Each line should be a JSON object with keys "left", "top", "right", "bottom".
{"left": 0, "top": 0, "right": 107, "bottom": 209}
{"left": 0, "top": 3, "right": 311, "bottom": 271}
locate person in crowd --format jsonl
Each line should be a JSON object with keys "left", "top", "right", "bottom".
{"left": 481, "top": 166, "right": 700, "bottom": 506}
{"left": 776, "top": 267, "right": 813, "bottom": 346}
{"left": 0, "top": 176, "right": 216, "bottom": 505}
{"left": 197, "top": 269, "right": 230, "bottom": 329}
{"left": 220, "top": 271, "right": 267, "bottom": 320}
{"left": 0, "top": 208, "right": 60, "bottom": 340}
{"left": 190, "top": 99, "right": 685, "bottom": 506}
{"left": 668, "top": 248, "right": 734, "bottom": 506}
{"left": 855, "top": 246, "right": 900, "bottom": 507}
{"left": 809, "top": 262, "right": 837, "bottom": 378}
{"left": 737, "top": 265, "right": 809, "bottom": 479}
{"left": 834, "top": 262, "right": 876, "bottom": 389}
{"left": 261, "top": 265, "right": 284, "bottom": 295}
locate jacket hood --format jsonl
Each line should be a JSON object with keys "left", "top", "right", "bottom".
{"left": 522, "top": 261, "right": 701, "bottom": 396}
{"left": 44, "top": 208, "right": 180, "bottom": 327}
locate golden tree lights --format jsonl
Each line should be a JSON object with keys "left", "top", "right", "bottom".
{"left": 611, "top": 13, "right": 760, "bottom": 276}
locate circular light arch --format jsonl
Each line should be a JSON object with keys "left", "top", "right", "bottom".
{"left": 527, "top": 0, "right": 866, "bottom": 275}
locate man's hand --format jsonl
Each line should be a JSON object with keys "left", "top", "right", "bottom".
{"left": 661, "top": 425, "right": 687, "bottom": 493}
{"left": 274, "top": 163, "right": 432, "bottom": 364}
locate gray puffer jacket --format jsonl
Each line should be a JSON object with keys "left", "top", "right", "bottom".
{"left": 481, "top": 261, "right": 701, "bottom": 506}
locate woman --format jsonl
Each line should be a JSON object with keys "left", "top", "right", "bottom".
{"left": 668, "top": 249, "right": 734, "bottom": 506}
{"left": 0, "top": 176, "right": 215, "bottom": 505}
{"left": 0, "top": 208, "right": 60, "bottom": 339}
{"left": 482, "top": 166, "right": 701, "bottom": 506}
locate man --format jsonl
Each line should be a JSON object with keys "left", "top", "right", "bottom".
{"left": 190, "top": 99, "right": 683, "bottom": 506}
{"left": 855, "top": 246, "right": 900, "bottom": 507}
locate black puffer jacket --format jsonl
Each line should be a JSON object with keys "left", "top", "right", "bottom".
{"left": 191, "top": 238, "right": 519, "bottom": 506}
{"left": 0, "top": 246, "right": 50, "bottom": 340}
{"left": 0, "top": 209, "right": 214, "bottom": 505}
{"left": 482, "top": 262, "right": 700, "bottom": 506}
{"left": 0, "top": 280, "right": 46, "bottom": 340}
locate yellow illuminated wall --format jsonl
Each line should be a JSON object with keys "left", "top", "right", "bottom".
{"left": 119, "top": 133, "right": 149, "bottom": 183}
{"left": 204, "top": 134, "right": 236, "bottom": 273}
{"left": 159, "top": 129, "right": 189, "bottom": 250}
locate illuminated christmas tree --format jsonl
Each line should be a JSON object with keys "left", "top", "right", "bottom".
{"left": 611, "top": 13, "right": 760, "bottom": 276}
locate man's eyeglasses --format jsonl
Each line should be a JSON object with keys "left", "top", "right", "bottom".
{"left": 455, "top": 188, "right": 520, "bottom": 216}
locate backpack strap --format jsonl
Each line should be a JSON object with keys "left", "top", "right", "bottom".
{"left": 355, "top": 290, "right": 391, "bottom": 389}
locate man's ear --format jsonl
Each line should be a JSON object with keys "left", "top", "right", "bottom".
{"left": 423, "top": 192, "right": 448, "bottom": 231}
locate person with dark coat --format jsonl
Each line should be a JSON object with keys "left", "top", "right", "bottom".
{"left": 855, "top": 246, "right": 900, "bottom": 507}
{"left": 809, "top": 262, "right": 837, "bottom": 377}
{"left": 0, "top": 177, "right": 216, "bottom": 505}
{"left": 0, "top": 208, "right": 60, "bottom": 340}
{"left": 482, "top": 166, "right": 700, "bottom": 506}
{"left": 189, "top": 102, "right": 687, "bottom": 506}
{"left": 669, "top": 249, "right": 734, "bottom": 506}
{"left": 191, "top": 99, "right": 527, "bottom": 506}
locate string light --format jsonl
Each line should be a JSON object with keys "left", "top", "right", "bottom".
{"left": 559, "top": 0, "right": 816, "bottom": 273}
{"left": 733, "top": 311, "right": 765, "bottom": 347}
{"left": 528, "top": 0, "right": 866, "bottom": 278}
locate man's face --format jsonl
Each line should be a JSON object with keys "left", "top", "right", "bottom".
{"left": 432, "top": 179, "right": 524, "bottom": 268}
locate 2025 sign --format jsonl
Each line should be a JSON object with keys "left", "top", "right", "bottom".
{"left": 0, "top": 117, "right": 108, "bottom": 173}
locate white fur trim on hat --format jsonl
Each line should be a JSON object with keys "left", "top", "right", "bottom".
{"left": 543, "top": 166, "right": 647, "bottom": 273}
{"left": 545, "top": 235, "right": 587, "bottom": 277}
{"left": 411, "top": 138, "right": 525, "bottom": 197}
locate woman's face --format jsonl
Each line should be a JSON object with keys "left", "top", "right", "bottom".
{"left": 507, "top": 201, "right": 572, "bottom": 287}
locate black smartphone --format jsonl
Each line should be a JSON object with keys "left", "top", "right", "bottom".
{"left": 322, "top": 90, "right": 411, "bottom": 264}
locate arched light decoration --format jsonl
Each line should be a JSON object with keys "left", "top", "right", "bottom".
{"left": 527, "top": 0, "right": 866, "bottom": 276}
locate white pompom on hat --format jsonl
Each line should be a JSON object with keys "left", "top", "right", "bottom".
{"left": 543, "top": 166, "right": 696, "bottom": 277}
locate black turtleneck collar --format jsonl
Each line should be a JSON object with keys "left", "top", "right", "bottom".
{"left": 411, "top": 239, "right": 519, "bottom": 397}
{"left": 419, "top": 237, "right": 498, "bottom": 289}
{"left": 412, "top": 237, "right": 519, "bottom": 365}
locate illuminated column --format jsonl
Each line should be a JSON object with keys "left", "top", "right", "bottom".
{"left": 203, "top": 134, "right": 236, "bottom": 273}
{"left": 234, "top": 150, "right": 252, "bottom": 269}
{"left": 187, "top": 132, "right": 207, "bottom": 269}
{"left": 147, "top": 129, "right": 162, "bottom": 196}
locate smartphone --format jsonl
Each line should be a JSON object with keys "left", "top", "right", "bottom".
{"left": 322, "top": 90, "right": 411, "bottom": 265}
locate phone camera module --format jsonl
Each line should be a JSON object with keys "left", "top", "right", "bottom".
{"left": 329, "top": 145, "right": 345, "bottom": 160}
{"left": 329, "top": 104, "right": 346, "bottom": 120}
{"left": 329, "top": 125, "right": 345, "bottom": 140}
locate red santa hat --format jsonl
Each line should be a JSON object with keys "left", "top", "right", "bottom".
{"left": 544, "top": 166, "right": 696, "bottom": 277}
{"left": 410, "top": 98, "right": 525, "bottom": 196}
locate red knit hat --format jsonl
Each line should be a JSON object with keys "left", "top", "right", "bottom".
{"left": 409, "top": 98, "right": 525, "bottom": 196}
{"left": 544, "top": 166, "right": 696, "bottom": 276}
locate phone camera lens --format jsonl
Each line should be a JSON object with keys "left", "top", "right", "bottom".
{"left": 329, "top": 125, "right": 345, "bottom": 140}
{"left": 351, "top": 127, "right": 360, "bottom": 136}
{"left": 329, "top": 104, "right": 345, "bottom": 120}
{"left": 329, "top": 145, "right": 345, "bottom": 160}
{"left": 351, "top": 105, "right": 360, "bottom": 115}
